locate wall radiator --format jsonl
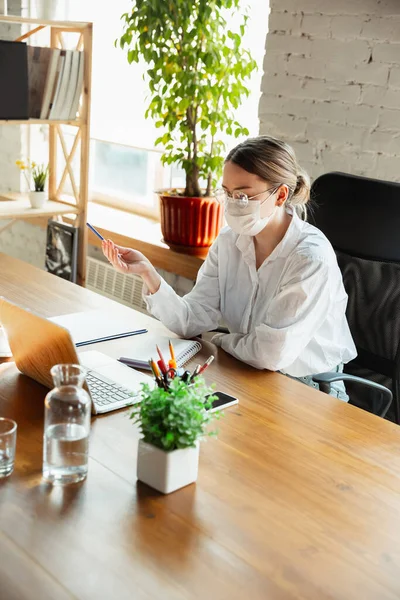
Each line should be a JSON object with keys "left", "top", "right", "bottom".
{"left": 86, "top": 256, "right": 148, "bottom": 314}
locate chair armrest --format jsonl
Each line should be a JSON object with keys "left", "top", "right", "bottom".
{"left": 210, "top": 327, "right": 229, "bottom": 334}
{"left": 198, "top": 326, "right": 229, "bottom": 339}
{"left": 312, "top": 372, "right": 392, "bottom": 418}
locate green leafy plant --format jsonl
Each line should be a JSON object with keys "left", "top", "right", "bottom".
{"left": 130, "top": 376, "right": 219, "bottom": 451}
{"left": 15, "top": 159, "right": 49, "bottom": 191}
{"left": 118, "top": 0, "right": 257, "bottom": 197}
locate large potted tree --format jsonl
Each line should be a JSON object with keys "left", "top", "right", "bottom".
{"left": 118, "top": 0, "right": 256, "bottom": 255}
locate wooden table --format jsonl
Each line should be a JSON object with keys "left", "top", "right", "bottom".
{"left": 1, "top": 253, "right": 400, "bottom": 600}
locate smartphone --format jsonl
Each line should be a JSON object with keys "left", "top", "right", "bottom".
{"left": 206, "top": 391, "right": 239, "bottom": 413}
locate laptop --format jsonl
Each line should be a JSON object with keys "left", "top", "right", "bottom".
{"left": 0, "top": 297, "right": 153, "bottom": 415}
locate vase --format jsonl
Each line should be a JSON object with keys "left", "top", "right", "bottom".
{"left": 29, "top": 191, "right": 47, "bottom": 209}
{"left": 159, "top": 191, "right": 224, "bottom": 256}
{"left": 137, "top": 439, "right": 200, "bottom": 494}
{"left": 43, "top": 364, "right": 91, "bottom": 485}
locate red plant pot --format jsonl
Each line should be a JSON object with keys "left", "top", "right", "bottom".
{"left": 159, "top": 193, "right": 224, "bottom": 255}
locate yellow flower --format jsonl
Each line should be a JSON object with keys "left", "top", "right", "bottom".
{"left": 31, "top": 161, "right": 37, "bottom": 168}
{"left": 16, "top": 159, "right": 28, "bottom": 170}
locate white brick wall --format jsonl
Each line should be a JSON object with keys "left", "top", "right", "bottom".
{"left": 0, "top": 220, "right": 47, "bottom": 268}
{"left": 260, "top": 0, "right": 400, "bottom": 181}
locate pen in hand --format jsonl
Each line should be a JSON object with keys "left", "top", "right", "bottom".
{"left": 89, "top": 224, "right": 124, "bottom": 263}
{"left": 86, "top": 222, "right": 104, "bottom": 241}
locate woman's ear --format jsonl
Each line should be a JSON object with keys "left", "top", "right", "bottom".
{"left": 275, "top": 184, "right": 289, "bottom": 207}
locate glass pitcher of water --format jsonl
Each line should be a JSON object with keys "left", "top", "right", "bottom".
{"left": 43, "top": 364, "right": 91, "bottom": 484}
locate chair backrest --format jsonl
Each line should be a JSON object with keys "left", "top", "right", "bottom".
{"left": 309, "top": 172, "right": 400, "bottom": 389}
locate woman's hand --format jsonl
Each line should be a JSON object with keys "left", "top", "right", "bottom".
{"left": 102, "top": 239, "right": 148, "bottom": 275}
{"left": 102, "top": 239, "right": 161, "bottom": 294}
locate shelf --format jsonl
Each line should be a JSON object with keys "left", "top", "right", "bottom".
{"left": 0, "top": 16, "right": 93, "bottom": 286}
{"left": 0, "top": 193, "right": 79, "bottom": 220}
{"left": 0, "top": 119, "right": 81, "bottom": 126}
{"left": 0, "top": 16, "right": 91, "bottom": 29}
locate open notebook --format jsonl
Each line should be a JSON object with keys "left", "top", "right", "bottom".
{"left": 48, "top": 310, "right": 201, "bottom": 370}
{"left": 49, "top": 310, "right": 147, "bottom": 346}
{"left": 118, "top": 336, "right": 202, "bottom": 370}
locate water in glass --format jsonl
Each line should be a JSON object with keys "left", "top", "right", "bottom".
{"left": 0, "top": 418, "right": 17, "bottom": 478}
{"left": 0, "top": 448, "right": 14, "bottom": 477}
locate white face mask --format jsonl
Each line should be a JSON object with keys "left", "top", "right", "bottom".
{"left": 225, "top": 195, "right": 276, "bottom": 236}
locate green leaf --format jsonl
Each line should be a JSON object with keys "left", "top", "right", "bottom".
{"left": 127, "top": 49, "right": 138, "bottom": 64}
{"left": 130, "top": 377, "right": 220, "bottom": 452}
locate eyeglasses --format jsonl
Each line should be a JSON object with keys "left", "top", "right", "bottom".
{"left": 215, "top": 186, "right": 280, "bottom": 208}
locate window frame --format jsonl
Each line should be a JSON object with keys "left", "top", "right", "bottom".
{"left": 88, "top": 136, "right": 165, "bottom": 220}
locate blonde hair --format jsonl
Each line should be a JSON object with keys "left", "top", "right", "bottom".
{"left": 225, "top": 136, "right": 311, "bottom": 219}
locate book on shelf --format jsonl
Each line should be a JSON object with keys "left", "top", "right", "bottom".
{"left": 49, "top": 49, "right": 71, "bottom": 119}
{"left": 47, "top": 49, "right": 82, "bottom": 120}
{"left": 39, "top": 48, "right": 60, "bottom": 119}
{"left": 0, "top": 40, "right": 29, "bottom": 119}
{"left": 0, "top": 39, "right": 84, "bottom": 121}
{"left": 59, "top": 50, "right": 80, "bottom": 120}
{"left": 27, "top": 45, "right": 53, "bottom": 118}
{"left": 47, "top": 50, "right": 65, "bottom": 118}
{"left": 68, "top": 51, "right": 84, "bottom": 120}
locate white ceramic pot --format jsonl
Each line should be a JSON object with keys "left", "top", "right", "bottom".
{"left": 137, "top": 439, "right": 199, "bottom": 494}
{"left": 29, "top": 191, "right": 47, "bottom": 209}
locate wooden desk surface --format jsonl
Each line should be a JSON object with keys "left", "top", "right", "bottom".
{"left": 1, "top": 253, "right": 400, "bottom": 600}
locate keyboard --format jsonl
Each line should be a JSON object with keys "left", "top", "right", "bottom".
{"left": 86, "top": 370, "right": 135, "bottom": 412}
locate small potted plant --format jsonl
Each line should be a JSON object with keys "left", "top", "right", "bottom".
{"left": 131, "top": 376, "right": 218, "bottom": 494}
{"left": 118, "top": 0, "right": 256, "bottom": 255}
{"left": 15, "top": 159, "right": 49, "bottom": 209}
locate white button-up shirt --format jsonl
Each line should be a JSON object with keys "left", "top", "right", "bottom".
{"left": 145, "top": 211, "right": 357, "bottom": 377}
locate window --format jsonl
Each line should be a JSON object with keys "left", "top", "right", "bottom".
{"left": 55, "top": 132, "right": 166, "bottom": 218}
{"left": 90, "top": 139, "right": 165, "bottom": 218}
{"left": 30, "top": 0, "right": 269, "bottom": 218}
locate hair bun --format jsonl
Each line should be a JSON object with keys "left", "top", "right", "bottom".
{"left": 293, "top": 169, "right": 311, "bottom": 203}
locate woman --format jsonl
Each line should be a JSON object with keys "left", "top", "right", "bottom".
{"left": 102, "top": 136, "right": 356, "bottom": 400}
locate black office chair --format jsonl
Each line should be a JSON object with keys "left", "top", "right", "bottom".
{"left": 309, "top": 172, "right": 399, "bottom": 422}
